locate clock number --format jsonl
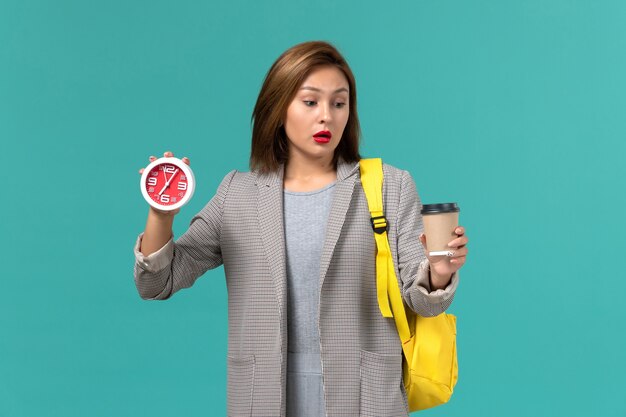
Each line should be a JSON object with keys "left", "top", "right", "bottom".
{"left": 163, "top": 165, "right": 176, "bottom": 174}
{"left": 177, "top": 182, "right": 187, "bottom": 191}
{"left": 147, "top": 177, "right": 157, "bottom": 186}
{"left": 160, "top": 194, "right": 170, "bottom": 203}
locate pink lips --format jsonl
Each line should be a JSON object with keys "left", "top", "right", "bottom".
{"left": 313, "top": 130, "right": 332, "bottom": 143}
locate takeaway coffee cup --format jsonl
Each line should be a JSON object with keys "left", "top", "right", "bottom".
{"left": 421, "top": 203, "right": 460, "bottom": 257}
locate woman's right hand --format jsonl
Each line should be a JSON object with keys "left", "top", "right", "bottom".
{"left": 139, "top": 150, "right": 191, "bottom": 217}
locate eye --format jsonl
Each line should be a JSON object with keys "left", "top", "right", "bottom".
{"left": 334, "top": 102, "right": 347, "bottom": 108}
{"left": 303, "top": 100, "right": 317, "bottom": 106}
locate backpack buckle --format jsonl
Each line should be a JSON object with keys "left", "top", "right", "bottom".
{"left": 371, "top": 215, "right": 388, "bottom": 234}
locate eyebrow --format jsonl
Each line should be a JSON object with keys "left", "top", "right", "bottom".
{"left": 299, "top": 86, "right": 349, "bottom": 94}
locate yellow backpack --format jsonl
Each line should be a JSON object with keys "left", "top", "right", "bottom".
{"left": 359, "top": 158, "right": 458, "bottom": 411}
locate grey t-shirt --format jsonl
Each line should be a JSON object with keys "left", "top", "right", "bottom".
{"left": 284, "top": 181, "right": 336, "bottom": 417}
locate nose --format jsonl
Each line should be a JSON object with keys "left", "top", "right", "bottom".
{"left": 319, "top": 102, "right": 332, "bottom": 124}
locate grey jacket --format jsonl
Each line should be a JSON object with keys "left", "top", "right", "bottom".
{"left": 133, "top": 158, "right": 459, "bottom": 417}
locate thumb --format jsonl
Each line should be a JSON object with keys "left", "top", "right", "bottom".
{"left": 419, "top": 233, "right": 428, "bottom": 250}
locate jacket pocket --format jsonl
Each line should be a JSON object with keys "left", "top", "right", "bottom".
{"left": 227, "top": 354, "right": 255, "bottom": 417}
{"left": 359, "top": 349, "right": 408, "bottom": 417}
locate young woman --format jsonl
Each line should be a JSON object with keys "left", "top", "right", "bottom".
{"left": 134, "top": 40, "right": 469, "bottom": 417}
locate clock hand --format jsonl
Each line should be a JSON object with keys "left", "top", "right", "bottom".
{"left": 158, "top": 165, "right": 174, "bottom": 195}
{"left": 158, "top": 168, "right": 180, "bottom": 195}
{"left": 166, "top": 168, "right": 180, "bottom": 191}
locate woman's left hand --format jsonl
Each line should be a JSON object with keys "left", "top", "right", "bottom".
{"left": 419, "top": 226, "right": 469, "bottom": 281}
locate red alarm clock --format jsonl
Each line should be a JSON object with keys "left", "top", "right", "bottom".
{"left": 140, "top": 157, "right": 195, "bottom": 211}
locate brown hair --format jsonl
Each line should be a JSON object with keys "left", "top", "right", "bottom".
{"left": 250, "top": 40, "right": 361, "bottom": 173}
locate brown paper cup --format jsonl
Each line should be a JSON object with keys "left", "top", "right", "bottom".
{"left": 421, "top": 203, "right": 460, "bottom": 256}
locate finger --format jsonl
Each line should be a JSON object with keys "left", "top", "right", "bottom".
{"left": 182, "top": 156, "right": 190, "bottom": 165}
{"left": 139, "top": 168, "right": 144, "bottom": 174}
{"left": 450, "top": 255, "right": 466, "bottom": 265}
{"left": 149, "top": 155, "right": 157, "bottom": 162}
{"left": 449, "top": 247, "right": 468, "bottom": 258}
{"left": 419, "top": 233, "right": 428, "bottom": 250}
{"left": 164, "top": 150, "right": 173, "bottom": 157}
{"left": 447, "top": 235, "right": 468, "bottom": 249}
{"left": 454, "top": 226, "right": 465, "bottom": 236}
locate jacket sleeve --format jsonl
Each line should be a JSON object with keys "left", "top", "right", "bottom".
{"left": 395, "top": 169, "right": 459, "bottom": 316}
{"left": 133, "top": 170, "right": 237, "bottom": 300}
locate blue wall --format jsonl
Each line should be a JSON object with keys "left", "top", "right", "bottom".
{"left": 1, "top": 0, "right": 625, "bottom": 416}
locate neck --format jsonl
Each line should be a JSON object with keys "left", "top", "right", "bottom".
{"left": 284, "top": 154, "right": 337, "bottom": 182}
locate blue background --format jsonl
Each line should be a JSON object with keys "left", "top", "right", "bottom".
{"left": 1, "top": 0, "right": 625, "bottom": 416}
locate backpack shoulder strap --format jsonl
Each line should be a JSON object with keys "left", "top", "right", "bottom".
{"left": 359, "top": 158, "right": 387, "bottom": 232}
{"left": 359, "top": 158, "right": 414, "bottom": 356}
{"left": 360, "top": 158, "right": 415, "bottom": 358}
{"left": 360, "top": 158, "right": 392, "bottom": 317}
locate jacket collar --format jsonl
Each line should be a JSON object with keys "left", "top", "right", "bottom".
{"left": 254, "top": 157, "right": 360, "bottom": 187}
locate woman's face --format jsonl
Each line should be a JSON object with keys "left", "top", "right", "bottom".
{"left": 284, "top": 65, "right": 350, "bottom": 165}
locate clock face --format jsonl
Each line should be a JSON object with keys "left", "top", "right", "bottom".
{"left": 140, "top": 157, "right": 195, "bottom": 211}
